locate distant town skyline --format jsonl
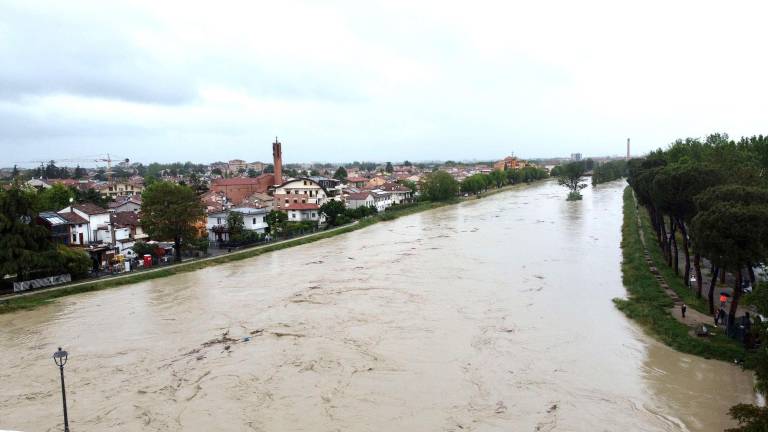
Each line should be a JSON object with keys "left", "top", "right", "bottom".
{"left": 1, "top": 1, "right": 766, "bottom": 166}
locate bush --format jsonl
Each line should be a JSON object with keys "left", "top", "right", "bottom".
{"left": 57, "top": 245, "right": 91, "bottom": 279}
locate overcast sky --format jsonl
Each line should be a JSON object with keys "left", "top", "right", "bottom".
{"left": 1, "top": 0, "right": 766, "bottom": 167}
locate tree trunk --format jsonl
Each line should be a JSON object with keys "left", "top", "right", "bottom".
{"left": 719, "top": 269, "right": 726, "bottom": 284}
{"left": 174, "top": 236, "right": 182, "bottom": 262}
{"left": 694, "top": 253, "right": 703, "bottom": 298}
{"left": 659, "top": 216, "right": 668, "bottom": 260}
{"left": 708, "top": 267, "right": 719, "bottom": 315}
{"left": 677, "top": 219, "right": 691, "bottom": 285}
{"left": 727, "top": 269, "right": 743, "bottom": 334}
{"left": 747, "top": 263, "right": 756, "bottom": 287}
{"left": 669, "top": 217, "right": 678, "bottom": 274}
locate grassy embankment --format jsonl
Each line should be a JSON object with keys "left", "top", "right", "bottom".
{"left": 614, "top": 186, "right": 749, "bottom": 364}
{"left": 0, "top": 181, "right": 533, "bottom": 315}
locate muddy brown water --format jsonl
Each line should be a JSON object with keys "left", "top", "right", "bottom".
{"left": 0, "top": 180, "right": 757, "bottom": 431}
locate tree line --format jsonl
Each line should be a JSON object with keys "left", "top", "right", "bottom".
{"left": 421, "top": 167, "right": 548, "bottom": 201}
{"left": 627, "top": 133, "right": 768, "bottom": 430}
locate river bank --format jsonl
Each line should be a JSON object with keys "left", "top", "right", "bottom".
{"left": 2, "top": 179, "right": 756, "bottom": 432}
{"left": 0, "top": 180, "right": 537, "bottom": 315}
{"left": 614, "top": 186, "right": 748, "bottom": 364}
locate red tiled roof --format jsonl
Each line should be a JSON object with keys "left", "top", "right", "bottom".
{"left": 346, "top": 176, "right": 368, "bottom": 183}
{"left": 212, "top": 176, "right": 273, "bottom": 186}
{"left": 73, "top": 202, "right": 109, "bottom": 215}
{"left": 346, "top": 192, "right": 373, "bottom": 201}
{"left": 58, "top": 211, "right": 88, "bottom": 224}
{"left": 111, "top": 212, "right": 140, "bottom": 227}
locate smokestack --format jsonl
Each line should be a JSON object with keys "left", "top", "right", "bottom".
{"left": 272, "top": 137, "right": 283, "bottom": 186}
{"left": 626, "top": 138, "right": 630, "bottom": 160}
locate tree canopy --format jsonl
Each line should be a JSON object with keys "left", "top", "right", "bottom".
{"left": 140, "top": 182, "right": 205, "bottom": 262}
{"left": 420, "top": 170, "right": 458, "bottom": 201}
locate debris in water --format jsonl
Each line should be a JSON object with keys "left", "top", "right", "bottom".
{"left": 495, "top": 401, "right": 507, "bottom": 414}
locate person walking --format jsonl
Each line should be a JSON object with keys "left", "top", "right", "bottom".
{"left": 681, "top": 303, "right": 687, "bottom": 319}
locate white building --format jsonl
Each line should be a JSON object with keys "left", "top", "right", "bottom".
{"left": 207, "top": 207, "right": 268, "bottom": 242}
{"left": 57, "top": 203, "right": 111, "bottom": 245}
{"left": 273, "top": 177, "right": 330, "bottom": 208}
{"left": 345, "top": 191, "right": 375, "bottom": 209}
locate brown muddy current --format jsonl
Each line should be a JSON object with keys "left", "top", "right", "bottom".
{"left": 0, "top": 180, "right": 757, "bottom": 431}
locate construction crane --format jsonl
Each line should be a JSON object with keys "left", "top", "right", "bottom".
{"left": 15, "top": 154, "right": 128, "bottom": 181}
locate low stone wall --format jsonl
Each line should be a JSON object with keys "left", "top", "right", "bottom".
{"left": 13, "top": 274, "right": 72, "bottom": 293}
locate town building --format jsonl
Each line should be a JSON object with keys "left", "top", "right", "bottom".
{"left": 57, "top": 203, "right": 111, "bottom": 246}
{"left": 345, "top": 191, "right": 375, "bottom": 209}
{"left": 493, "top": 156, "right": 522, "bottom": 171}
{"left": 95, "top": 178, "right": 144, "bottom": 198}
{"left": 206, "top": 207, "right": 268, "bottom": 242}
{"left": 210, "top": 176, "right": 275, "bottom": 203}
{"left": 376, "top": 182, "right": 413, "bottom": 205}
{"left": 108, "top": 195, "right": 142, "bottom": 213}
{"left": 37, "top": 212, "right": 73, "bottom": 245}
{"left": 228, "top": 159, "right": 248, "bottom": 173}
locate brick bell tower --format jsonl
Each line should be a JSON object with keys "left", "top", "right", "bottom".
{"left": 272, "top": 136, "right": 283, "bottom": 186}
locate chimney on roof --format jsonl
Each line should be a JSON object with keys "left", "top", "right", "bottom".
{"left": 272, "top": 137, "right": 283, "bottom": 186}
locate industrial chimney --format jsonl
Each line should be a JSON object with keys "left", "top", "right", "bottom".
{"left": 272, "top": 137, "right": 283, "bottom": 186}
{"left": 626, "top": 138, "right": 630, "bottom": 160}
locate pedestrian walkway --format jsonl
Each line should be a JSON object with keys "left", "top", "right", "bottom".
{"left": 632, "top": 193, "right": 713, "bottom": 328}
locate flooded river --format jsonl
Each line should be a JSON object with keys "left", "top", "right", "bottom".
{"left": 0, "top": 180, "right": 757, "bottom": 431}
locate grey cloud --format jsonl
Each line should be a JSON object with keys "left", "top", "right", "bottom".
{"left": 0, "top": 3, "right": 197, "bottom": 104}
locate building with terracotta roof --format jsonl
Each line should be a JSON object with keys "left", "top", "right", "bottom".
{"left": 57, "top": 203, "right": 110, "bottom": 245}
{"left": 109, "top": 195, "right": 142, "bottom": 213}
{"left": 210, "top": 175, "right": 275, "bottom": 203}
{"left": 345, "top": 191, "right": 375, "bottom": 209}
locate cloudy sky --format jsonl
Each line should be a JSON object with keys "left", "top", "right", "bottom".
{"left": 1, "top": 0, "right": 766, "bottom": 167}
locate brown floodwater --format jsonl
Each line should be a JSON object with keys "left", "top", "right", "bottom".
{"left": 0, "top": 180, "right": 757, "bottom": 431}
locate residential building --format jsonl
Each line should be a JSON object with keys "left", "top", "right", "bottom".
{"left": 57, "top": 203, "right": 111, "bottom": 245}
{"left": 493, "top": 156, "right": 522, "bottom": 171}
{"left": 346, "top": 176, "right": 368, "bottom": 188}
{"left": 247, "top": 161, "right": 266, "bottom": 172}
{"left": 377, "top": 182, "right": 413, "bottom": 205}
{"left": 284, "top": 202, "right": 322, "bottom": 222}
{"left": 345, "top": 191, "right": 375, "bottom": 209}
{"left": 207, "top": 207, "right": 268, "bottom": 242}
{"left": 241, "top": 192, "right": 274, "bottom": 212}
{"left": 37, "top": 212, "right": 73, "bottom": 245}
{"left": 228, "top": 159, "right": 248, "bottom": 173}
{"left": 273, "top": 177, "right": 330, "bottom": 211}
{"left": 96, "top": 179, "right": 144, "bottom": 198}
{"left": 109, "top": 195, "right": 142, "bottom": 213}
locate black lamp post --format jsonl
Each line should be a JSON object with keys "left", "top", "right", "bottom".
{"left": 53, "top": 347, "right": 70, "bottom": 432}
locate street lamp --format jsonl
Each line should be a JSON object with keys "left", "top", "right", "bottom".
{"left": 53, "top": 347, "right": 70, "bottom": 432}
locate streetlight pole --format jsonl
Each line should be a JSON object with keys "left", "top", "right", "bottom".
{"left": 53, "top": 347, "right": 70, "bottom": 432}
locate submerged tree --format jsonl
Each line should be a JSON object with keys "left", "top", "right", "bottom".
{"left": 556, "top": 162, "right": 587, "bottom": 201}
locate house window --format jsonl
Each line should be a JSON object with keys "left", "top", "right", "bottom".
{"left": 303, "top": 180, "right": 307, "bottom": 185}
{"left": 217, "top": 217, "right": 222, "bottom": 224}
{"left": 302, "top": 199, "right": 306, "bottom": 204}
{"left": 312, "top": 213, "right": 316, "bottom": 218}
{"left": 78, "top": 224, "right": 83, "bottom": 228}
{"left": 291, "top": 213, "right": 296, "bottom": 219}
{"left": 252, "top": 218, "right": 256, "bottom": 224}
{"left": 262, "top": 216, "right": 266, "bottom": 222}
{"left": 72, "top": 233, "right": 77, "bottom": 242}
